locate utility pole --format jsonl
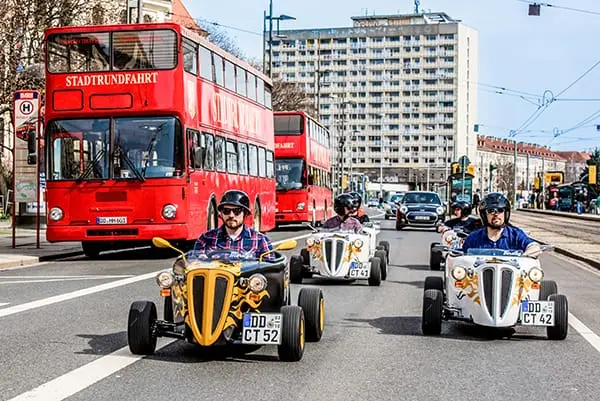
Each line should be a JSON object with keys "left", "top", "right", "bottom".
{"left": 137, "top": 0, "right": 143, "bottom": 23}
{"left": 513, "top": 140, "right": 518, "bottom": 209}
{"left": 267, "top": 0, "right": 273, "bottom": 78}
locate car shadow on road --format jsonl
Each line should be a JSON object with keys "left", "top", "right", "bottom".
{"left": 345, "top": 316, "right": 527, "bottom": 342}
{"left": 384, "top": 279, "right": 424, "bottom": 289}
{"left": 148, "top": 342, "right": 280, "bottom": 364}
{"left": 391, "top": 263, "right": 431, "bottom": 271}
{"left": 75, "top": 332, "right": 128, "bottom": 355}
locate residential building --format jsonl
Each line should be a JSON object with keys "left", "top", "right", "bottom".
{"left": 266, "top": 12, "right": 478, "bottom": 190}
{"left": 554, "top": 151, "right": 591, "bottom": 183}
{"left": 476, "top": 135, "right": 566, "bottom": 193}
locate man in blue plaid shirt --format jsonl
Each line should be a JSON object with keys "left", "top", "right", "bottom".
{"left": 193, "top": 190, "right": 275, "bottom": 261}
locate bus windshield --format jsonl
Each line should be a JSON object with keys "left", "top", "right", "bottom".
{"left": 274, "top": 115, "right": 304, "bottom": 135}
{"left": 275, "top": 158, "right": 304, "bottom": 190}
{"left": 47, "top": 116, "right": 183, "bottom": 181}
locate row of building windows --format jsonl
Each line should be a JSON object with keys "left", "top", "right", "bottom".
{"left": 273, "top": 34, "right": 455, "bottom": 47}
{"left": 182, "top": 38, "right": 272, "bottom": 109}
{"left": 187, "top": 129, "right": 274, "bottom": 179}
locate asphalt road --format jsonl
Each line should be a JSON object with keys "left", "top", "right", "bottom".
{"left": 1, "top": 219, "right": 600, "bottom": 401}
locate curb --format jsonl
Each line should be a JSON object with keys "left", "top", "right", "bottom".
{"left": 516, "top": 208, "right": 600, "bottom": 222}
{"left": 529, "top": 236, "right": 600, "bottom": 271}
{"left": 39, "top": 250, "right": 85, "bottom": 262}
{"left": 0, "top": 256, "right": 40, "bottom": 270}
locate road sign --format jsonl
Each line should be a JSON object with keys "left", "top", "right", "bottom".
{"left": 14, "top": 90, "right": 40, "bottom": 203}
{"left": 458, "top": 155, "right": 470, "bottom": 169}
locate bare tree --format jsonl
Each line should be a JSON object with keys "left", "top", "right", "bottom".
{"left": 272, "top": 78, "right": 317, "bottom": 116}
{"left": 199, "top": 22, "right": 246, "bottom": 60}
{"left": 494, "top": 161, "right": 515, "bottom": 200}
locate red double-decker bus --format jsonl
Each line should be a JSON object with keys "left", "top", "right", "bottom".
{"left": 43, "top": 22, "right": 276, "bottom": 257}
{"left": 274, "top": 111, "right": 332, "bottom": 226}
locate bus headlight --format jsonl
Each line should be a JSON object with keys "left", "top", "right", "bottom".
{"left": 49, "top": 207, "right": 63, "bottom": 221}
{"left": 248, "top": 273, "right": 267, "bottom": 293}
{"left": 156, "top": 271, "right": 174, "bottom": 288}
{"left": 297, "top": 202, "right": 305, "bottom": 211}
{"left": 162, "top": 204, "right": 177, "bottom": 220}
{"left": 452, "top": 266, "right": 467, "bottom": 281}
{"left": 528, "top": 267, "right": 543, "bottom": 283}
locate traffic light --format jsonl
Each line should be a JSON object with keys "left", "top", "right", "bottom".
{"left": 342, "top": 174, "right": 348, "bottom": 189}
{"left": 474, "top": 124, "right": 479, "bottom": 132}
{"left": 528, "top": 4, "right": 541, "bottom": 16}
{"left": 590, "top": 165, "right": 597, "bottom": 185}
{"left": 466, "top": 164, "right": 475, "bottom": 176}
{"left": 451, "top": 162, "right": 460, "bottom": 175}
{"left": 534, "top": 176, "right": 541, "bottom": 190}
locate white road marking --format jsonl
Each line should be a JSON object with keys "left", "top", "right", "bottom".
{"left": 0, "top": 276, "right": 135, "bottom": 285}
{"left": 568, "top": 313, "right": 600, "bottom": 354}
{"left": 0, "top": 275, "right": 135, "bottom": 279}
{"left": 0, "top": 302, "right": 10, "bottom": 307}
{"left": 6, "top": 338, "right": 177, "bottom": 401}
{"left": 0, "top": 234, "right": 311, "bottom": 320}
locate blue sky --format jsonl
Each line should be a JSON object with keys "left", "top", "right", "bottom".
{"left": 186, "top": 0, "right": 600, "bottom": 152}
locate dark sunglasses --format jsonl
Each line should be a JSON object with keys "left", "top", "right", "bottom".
{"left": 220, "top": 207, "right": 243, "bottom": 216}
{"left": 486, "top": 207, "right": 505, "bottom": 214}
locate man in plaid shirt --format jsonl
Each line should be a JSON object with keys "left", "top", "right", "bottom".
{"left": 193, "top": 190, "right": 275, "bottom": 261}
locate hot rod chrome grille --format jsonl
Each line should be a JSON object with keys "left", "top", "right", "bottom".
{"left": 480, "top": 267, "right": 514, "bottom": 319}
{"left": 323, "top": 239, "right": 346, "bottom": 274}
{"left": 212, "top": 277, "right": 228, "bottom": 331}
{"left": 192, "top": 276, "right": 205, "bottom": 325}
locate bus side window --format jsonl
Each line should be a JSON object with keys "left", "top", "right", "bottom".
{"left": 307, "top": 166, "right": 314, "bottom": 186}
{"left": 238, "top": 143, "right": 248, "bottom": 175}
{"left": 257, "top": 147, "right": 266, "bottom": 177}
{"left": 183, "top": 39, "right": 198, "bottom": 75}
{"left": 215, "top": 135, "right": 226, "bottom": 172}
{"left": 187, "top": 129, "right": 202, "bottom": 169}
{"left": 248, "top": 145, "right": 258, "bottom": 176}
{"left": 266, "top": 150, "right": 274, "bottom": 178}
{"left": 202, "top": 133, "right": 214, "bottom": 170}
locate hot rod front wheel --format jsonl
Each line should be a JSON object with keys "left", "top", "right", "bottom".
{"left": 278, "top": 305, "right": 305, "bottom": 362}
{"left": 128, "top": 301, "right": 158, "bottom": 355}
{"left": 368, "top": 257, "right": 382, "bottom": 286}
{"left": 422, "top": 289, "right": 443, "bottom": 335}
{"left": 298, "top": 287, "right": 325, "bottom": 342}
{"left": 547, "top": 294, "right": 568, "bottom": 340}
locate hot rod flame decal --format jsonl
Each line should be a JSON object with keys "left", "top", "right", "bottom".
{"left": 457, "top": 272, "right": 480, "bottom": 305}
{"left": 511, "top": 275, "right": 536, "bottom": 307}
{"left": 225, "top": 283, "right": 270, "bottom": 328}
{"left": 308, "top": 243, "right": 323, "bottom": 261}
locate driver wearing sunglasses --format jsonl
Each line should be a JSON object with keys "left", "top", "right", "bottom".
{"left": 192, "top": 190, "right": 275, "bottom": 260}
{"left": 462, "top": 192, "right": 542, "bottom": 257}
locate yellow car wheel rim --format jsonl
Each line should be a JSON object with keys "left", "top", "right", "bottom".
{"left": 299, "top": 317, "right": 305, "bottom": 350}
{"left": 319, "top": 297, "right": 325, "bottom": 332}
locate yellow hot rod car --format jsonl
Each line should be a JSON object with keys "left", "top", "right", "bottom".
{"left": 127, "top": 238, "right": 325, "bottom": 362}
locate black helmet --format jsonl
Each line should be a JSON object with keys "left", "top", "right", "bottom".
{"left": 218, "top": 190, "right": 251, "bottom": 214}
{"left": 348, "top": 192, "right": 362, "bottom": 209}
{"left": 451, "top": 201, "right": 472, "bottom": 218}
{"left": 334, "top": 193, "right": 354, "bottom": 216}
{"left": 478, "top": 192, "right": 510, "bottom": 227}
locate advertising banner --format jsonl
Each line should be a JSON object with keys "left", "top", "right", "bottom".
{"left": 13, "top": 90, "right": 40, "bottom": 203}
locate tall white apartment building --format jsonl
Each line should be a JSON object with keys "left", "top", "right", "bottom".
{"left": 267, "top": 12, "right": 478, "bottom": 189}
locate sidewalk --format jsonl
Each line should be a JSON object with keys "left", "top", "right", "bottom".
{"left": 0, "top": 223, "right": 83, "bottom": 270}
{"left": 517, "top": 207, "right": 600, "bottom": 222}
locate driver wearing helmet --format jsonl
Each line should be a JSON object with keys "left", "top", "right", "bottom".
{"left": 348, "top": 192, "right": 371, "bottom": 223}
{"left": 462, "top": 193, "right": 542, "bottom": 257}
{"left": 322, "top": 193, "right": 363, "bottom": 233}
{"left": 193, "top": 190, "right": 275, "bottom": 260}
{"left": 436, "top": 201, "right": 481, "bottom": 234}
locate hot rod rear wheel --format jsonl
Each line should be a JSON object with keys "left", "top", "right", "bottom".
{"left": 379, "top": 241, "right": 390, "bottom": 259}
{"left": 424, "top": 276, "right": 444, "bottom": 292}
{"left": 429, "top": 249, "right": 443, "bottom": 271}
{"left": 128, "top": 301, "right": 158, "bottom": 355}
{"left": 278, "top": 305, "right": 305, "bottom": 362}
{"left": 422, "top": 289, "right": 443, "bottom": 335}
{"left": 298, "top": 287, "right": 325, "bottom": 342}
{"left": 290, "top": 255, "right": 304, "bottom": 284}
{"left": 368, "top": 257, "right": 382, "bottom": 286}
{"left": 374, "top": 250, "right": 388, "bottom": 281}
{"left": 547, "top": 294, "right": 568, "bottom": 340}
{"left": 539, "top": 280, "right": 558, "bottom": 300}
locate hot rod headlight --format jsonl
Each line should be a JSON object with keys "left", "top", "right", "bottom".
{"left": 528, "top": 267, "right": 543, "bottom": 282}
{"left": 306, "top": 237, "right": 316, "bottom": 247}
{"left": 452, "top": 266, "right": 467, "bottom": 281}
{"left": 353, "top": 239, "right": 363, "bottom": 248}
{"left": 156, "top": 271, "right": 174, "bottom": 288}
{"left": 248, "top": 273, "right": 267, "bottom": 293}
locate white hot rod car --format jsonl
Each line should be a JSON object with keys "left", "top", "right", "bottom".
{"left": 422, "top": 246, "right": 568, "bottom": 340}
{"left": 289, "top": 223, "right": 390, "bottom": 286}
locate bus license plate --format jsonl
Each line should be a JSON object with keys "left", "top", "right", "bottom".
{"left": 520, "top": 300, "right": 554, "bottom": 326}
{"left": 96, "top": 216, "right": 127, "bottom": 225}
{"left": 242, "top": 313, "right": 282, "bottom": 345}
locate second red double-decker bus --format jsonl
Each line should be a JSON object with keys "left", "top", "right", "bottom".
{"left": 44, "top": 22, "right": 276, "bottom": 257}
{"left": 274, "top": 111, "right": 332, "bottom": 226}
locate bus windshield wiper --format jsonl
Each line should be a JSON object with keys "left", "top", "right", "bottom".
{"left": 115, "top": 144, "right": 145, "bottom": 182}
{"left": 76, "top": 149, "right": 105, "bottom": 182}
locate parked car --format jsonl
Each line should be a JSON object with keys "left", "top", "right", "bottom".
{"left": 367, "top": 198, "right": 379, "bottom": 208}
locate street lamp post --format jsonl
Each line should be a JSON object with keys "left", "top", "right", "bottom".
{"left": 263, "top": 0, "right": 296, "bottom": 77}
